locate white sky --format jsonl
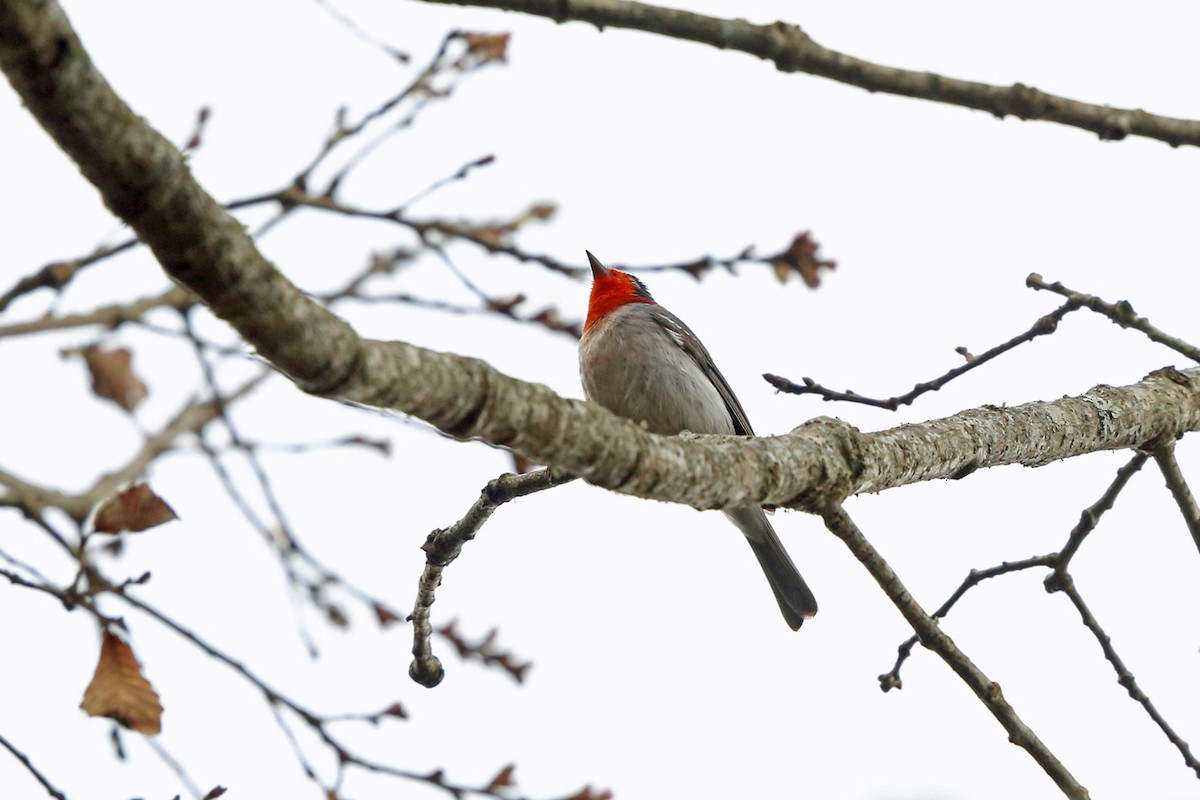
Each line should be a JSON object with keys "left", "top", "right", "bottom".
{"left": 2, "top": 2, "right": 1200, "bottom": 799}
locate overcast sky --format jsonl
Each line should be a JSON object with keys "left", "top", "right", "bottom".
{"left": 3, "top": 2, "right": 1200, "bottom": 799}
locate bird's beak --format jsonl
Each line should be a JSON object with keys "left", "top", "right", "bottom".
{"left": 586, "top": 250, "right": 609, "bottom": 279}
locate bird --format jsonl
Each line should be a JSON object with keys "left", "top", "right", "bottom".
{"left": 578, "top": 251, "right": 817, "bottom": 629}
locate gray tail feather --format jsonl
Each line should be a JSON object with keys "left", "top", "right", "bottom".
{"left": 724, "top": 507, "right": 818, "bottom": 631}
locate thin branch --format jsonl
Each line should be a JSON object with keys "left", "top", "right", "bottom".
{"left": 114, "top": 590, "right": 443, "bottom": 796}
{"left": 415, "top": 0, "right": 1200, "bottom": 148}
{"left": 180, "top": 312, "right": 402, "bottom": 644}
{"left": 1053, "top": 573, "right": 1200, "bottom": 778}
{"left": 410, "top": 468, "right": 577, "bottom": 687}
{"left": 395, "top": 152, "right": 495, "bottom": 212}
{"left": 821, "top": 504, "right": 1088, "bottom": 799}
{"left": 879, "top": 452, "right": 1200, "bottom": 781}
{"left": 879, "top": 555, "right": 1056, "bottom": 692}
{"left": 314, "top": 0, "right": 411, "bottom": 64}
{"left": 83, "top": 376, "right": 268, "bottom": 520}
{"left": 1027, "top": 274, "right": 1200, "bottom": 364}
{"left": 0, "top": 730, "right": 67, "bottom": 800}
{"left": 0, "top": 376, "right": 266, "bottom": 527}
{"left": 0, "top": 286, "right": 194, "bottom": 339}
{"left": 886, "top": 453, "right": 1148, "bottom": 688}
{"left": 1150, "top": 439, "right": 1200, "bottom": 558}
{"left": 145, "top": 738, "right": 204, "bottom": 800}
{"left": 0, "top": 239, "right": 137, "bottom": 313}
{"left": 1055, "top": 452, "right": 1151, "bottom": 572}
{"left": 765, "top": 299, "right": 1080, "bottom": 409}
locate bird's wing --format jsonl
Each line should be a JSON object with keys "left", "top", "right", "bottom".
{"left": 650, "top": 306, "right": 755, "bottom": 436}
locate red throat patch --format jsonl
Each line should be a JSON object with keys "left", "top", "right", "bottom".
{"left": 584, "top": 270, "right": 654, "bottom": 333}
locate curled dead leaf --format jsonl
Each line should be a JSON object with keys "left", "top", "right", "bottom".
{"left": 94, "top": 484, "right": 179, "bottom": 534}
{"left": 82, "top": 346, "right": 148, "bottom": 412}
{"left": 81, "top": 632, "right": 163, "bottom": 735}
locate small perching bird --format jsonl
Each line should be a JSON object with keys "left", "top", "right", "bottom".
{"left": 578, "top": 251, "right": 817, "bottom": 629}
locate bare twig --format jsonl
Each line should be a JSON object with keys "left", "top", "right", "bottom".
{"left": 766, "top": 300, "right": 1080, "bottom": 409}
{"left": 0, "top": 239, "right": 137, "bottom": 313}
{"left": 1052, "top": 573, "right": 1200, "bottom": 778}
{"left": 0, "top": 286, "right": 194, "bottom": 339}
{"left": 880, "top": 452, "right": 1199, "bottom": 781}
{"left": 410, "top": 468, "right": 577, "bottom": 687}
{"left": 0, "top": 730, "right": 67, "bottom": 800}
{"left": 879, "top": 555, "right": 1056, "bottom": 691}
{"left": 1150, "top": 439, "right": 1200, "bottom": 558}
{"left": 314, "top": 0, "right": 411, "bottom": 64}
{"left": 1055, "top": 452, "right": 1151, "bottom": 572}
{"left": 820, "top": 504, "right": 1088, "bottom": 799}
{"left": 1027, "top": 274, "right": 1200, "bottom": 364}
{"left": 416, "top": 0, "right": 1200, "bottom": 148}
{"left": 179, "top": 312, "right": 404, "bottom": 642}
{"left": 885, "top": 453, "right": 1148, "bottom": 688}
{"left": 145, "top": 738, "right": 204, "bottom": 800}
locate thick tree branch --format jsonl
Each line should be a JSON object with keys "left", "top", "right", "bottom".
{"left": 5, "top": 1, "right": 1200, "bottom": 521}
{"left": 409, "top": 0, "right": 1200, "bottom": 148}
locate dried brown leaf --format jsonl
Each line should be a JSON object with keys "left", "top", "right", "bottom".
{"left": 373, "top": 603, "right": 403, "bottom": 628}
{"left": 94, "top": 484, "right": 179, "bottom": 534}
{"left": 565, "top": 786, "right": 613, "bottom": 800}
{"left": 463, "top": 32, "right": 510, "bottom": 63}
{"left": 766, "top": 231, "right": 836, "bottom": 288}
{"left": 201, "top": 788, "right": 227, "bottom": 800}
{"left": 80, "top": 632, "right": 163, "bottom": 735}
{"left": 83, "top": 346, "right": 148, "bottom": 412}
{"left": 486, "top": 764, "right": 516, "bottom": 792}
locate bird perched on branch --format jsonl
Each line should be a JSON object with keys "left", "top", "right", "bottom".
{"left": 578, "top": 251, "right": 817, "bottom": 629}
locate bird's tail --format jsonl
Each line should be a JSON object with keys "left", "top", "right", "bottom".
{"left": 724, "top": 507, "right": 818, "bottom": 630}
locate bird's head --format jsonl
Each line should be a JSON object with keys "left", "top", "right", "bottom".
{"left": 584, "top": 251, "right": 655, "bottom": 334}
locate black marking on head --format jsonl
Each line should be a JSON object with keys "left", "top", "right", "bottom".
{"left": 627, "top": 273, "right": 654, "bottom": 301}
